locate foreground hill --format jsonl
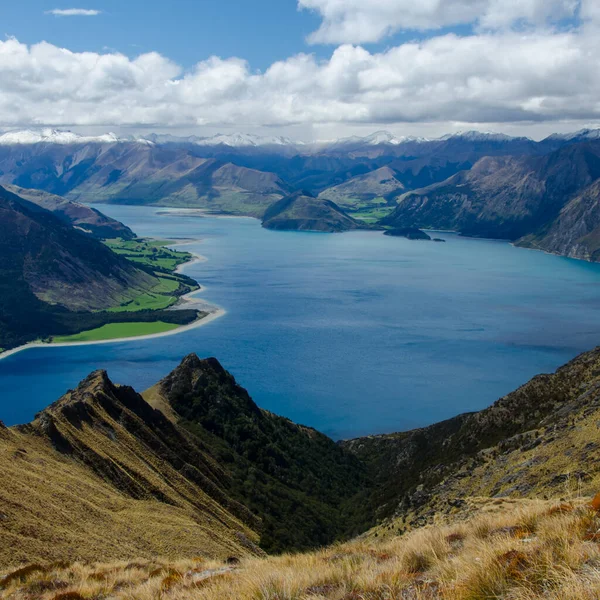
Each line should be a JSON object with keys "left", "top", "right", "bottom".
{"left": 262, "top": 191, "right": 363, "bottom": 232}
{"left": 0, "top": 185, "right": 198, "bottom": 350}
{"left": 0, "top": 355, "right": 369, "bottom": 564}
{"left": 0, "top": 369, "right": 260, "bottom": 568}
{"left": 382, "top": 141, "right": 600, "bottom": 258}
{"left": 344, "top": 345, "right": 600, "bottom": 531}
{"left": 6, "top": 346, "right": 600, "bottom": 596}
{"left": 144, "top": 355, "right": 370, "bottom": 552}
{"left": 2, "top": 184, "right": 135, "bottom": 239}
{"left": 5, "top": 497, "right": 597, "bottom": 599}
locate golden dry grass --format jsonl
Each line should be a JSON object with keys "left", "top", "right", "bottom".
{"left": 4, "top": 497, "right": 600, "bottom": 599}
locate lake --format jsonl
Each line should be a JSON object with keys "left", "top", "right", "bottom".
{"left": 2, "top": 205, "right": 600, "bottom": 439}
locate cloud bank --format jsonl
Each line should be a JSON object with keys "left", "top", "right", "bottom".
{"left": 298, "top": 0, "right": 581, "bottom": 44}
{"left": 46, "top": 8, "right": 101, "bottom": 17}
{"left": 1, "top": 0, "right": 599, "bottom": 132}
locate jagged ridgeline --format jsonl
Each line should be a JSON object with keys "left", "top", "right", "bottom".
{"left": 5, "top": 346, "right": 600, "bottom": 573}
{"left": 0, "top": 355, "right": 371, "bottom": 566}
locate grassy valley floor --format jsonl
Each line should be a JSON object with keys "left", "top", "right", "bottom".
{"left": 52, "top": 321, "right": 181, "bottom": 343}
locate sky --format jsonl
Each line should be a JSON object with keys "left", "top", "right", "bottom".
{"left": 0, "top": 0, "right": 599, "bottom": 140}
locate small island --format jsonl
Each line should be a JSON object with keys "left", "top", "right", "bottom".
{"left": 383, "top": 228, "right": 446, "bottom": 242}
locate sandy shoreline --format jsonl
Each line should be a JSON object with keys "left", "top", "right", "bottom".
{"left": 0, "top": 239, "right": 224, "bottom": 362}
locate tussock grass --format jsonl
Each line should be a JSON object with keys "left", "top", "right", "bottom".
{"left": 4, "top": 498, "right": 600, "bottom": 599}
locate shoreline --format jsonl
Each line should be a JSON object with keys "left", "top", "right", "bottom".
{"left": 0, "top": 239, "right": 224, "bottom": 362}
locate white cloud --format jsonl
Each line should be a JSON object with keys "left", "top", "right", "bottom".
{"left": 0, "top": 8, "right": 599, "bottom": 134}
{"left": 46, "top": 8, "right": 101, "bottom": 16}
{"left": 299, "top": 0, "right": 580, "bottom": 44}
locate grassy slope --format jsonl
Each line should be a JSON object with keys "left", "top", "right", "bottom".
{"left": 52, "top": 321, "right": 180, "bottom": 343}
{"left": 4, "top": 497, "right": 600, "bottom": 599}
{"left": 0, "top": 372, "right": 261, "bottom": 570}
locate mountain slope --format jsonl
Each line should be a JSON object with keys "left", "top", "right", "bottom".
{"left": 518, "top": 178, "right": 600, "bottom": 260}
{"left": 382, "top": 141, "right": 600, "bottom": 241}
{"left": 144, "top": 355, "right": 371, "bottom": 553}
{"left": 0, "top": 185, "right": 156, "bottom": 312}
{"left": 0, "top": 369, "right": 260, "bottom": 568}
{"left": 0, "top": 142, "right": 290, "bottom": 217}
{"left": 262, "top": 191, "right": 362, "bottom": 232}
{"left": 343, "top": 345, "right": 600, "bottom": 529}
{"left": 2, "top": 184, "right": 135, "bottom": 239}
{"left": 0, "top": 185, "right": 203, "bottom": 349}
{"left": 318, "top": 166, "right": 404, "bottom": 214}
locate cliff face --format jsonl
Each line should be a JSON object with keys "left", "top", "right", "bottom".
{"left": 0, "top": 367, "right": 261, "bottom": 568}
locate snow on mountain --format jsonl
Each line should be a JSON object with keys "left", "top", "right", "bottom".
{"left": 545, "top": 128, "right": 600, "bottom": 141}
{"left": 438, "top": 130, "right": 524, "bottom": 142}
{"left": 196, "top": 133, "right": 300, "bottom": 147}
{"left": 0, "top": 129, "right": 147, "bottom": 145}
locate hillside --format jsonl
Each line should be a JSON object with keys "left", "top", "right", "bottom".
{"left": 144, "top": 355, "right": 371, "bottom": 553}
{"left": 343, "top": 345, "right": 600, "bottom": 531}
{"left": 0, "top": 142, "right": 290, "bottom": 217}
{"left": 262, "top": 191, "right": 362, "bottom": 232}
{"left": 6, "top": 347, "right": 600, "bottom": 596}
{"left": 0, "top": 186, "right": 198, "bottom": 350}
{"left": 0, "top": 369, "right": 260, "bottom": 568}
{"left": 5, "top": 497, "right": 598, "bottom": 599}
{"left": 318, "top": 166, "right": 404, "bottom": 220}
{"left": 382, "top": 141, "right": 600, "bottom": 244}
{"left": 518, "top": 178, "right": 600, "bottom": 260}
{"left": 2, "top": 184, "right": 135, "bottom": 239}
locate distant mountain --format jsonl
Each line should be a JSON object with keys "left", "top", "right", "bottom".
{"left": 2, "top": 184, "right": 135, "bottom": 239}
{"left": 518, "top": 178, "right": 600, "bottom": 260}
{"left": 0, "top": 128, "right": 141, "bottom": 145}
{"left": 1, "top": 127, "right": 599, "bottom": 230}
{"left": 262, "top": 191, "right": 362, "bottom": 232}
{"left": 318, "top": 166, "right": 404, "bottom": 213}
{"left": 382, "top": 141, "right": 600, "bottom": 245}
{"left": 0, "top": 141, "right": 291, "bottom": 217}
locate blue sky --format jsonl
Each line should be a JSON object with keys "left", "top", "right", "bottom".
{"left": 2, "top": 1, "right": 472, "bottom": 70}
{"left": 2, "top": 1, "right": 323, "bottom": 70}
{"left": 0, "top": 0, "right": 598, "bottom": 140}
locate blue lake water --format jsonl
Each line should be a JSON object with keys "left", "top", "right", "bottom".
{"left": 2, "top": 205, "right": 600, "bottom": 439}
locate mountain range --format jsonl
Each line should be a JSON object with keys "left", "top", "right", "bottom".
{"left": 3, "top": 127, "right": 600, "bottom": 256}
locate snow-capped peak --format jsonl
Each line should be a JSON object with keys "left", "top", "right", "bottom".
{"left": 0, "top": 129, "right": 135, "bottom": 145}
{"left": 196, "top": 133, "right": 300, "bottom": 147}
{"left": 438, "top": 130, "right": 520, "bottom": 142}
{"left": 545, "top": 128, "right": 600, "bottom": 141}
